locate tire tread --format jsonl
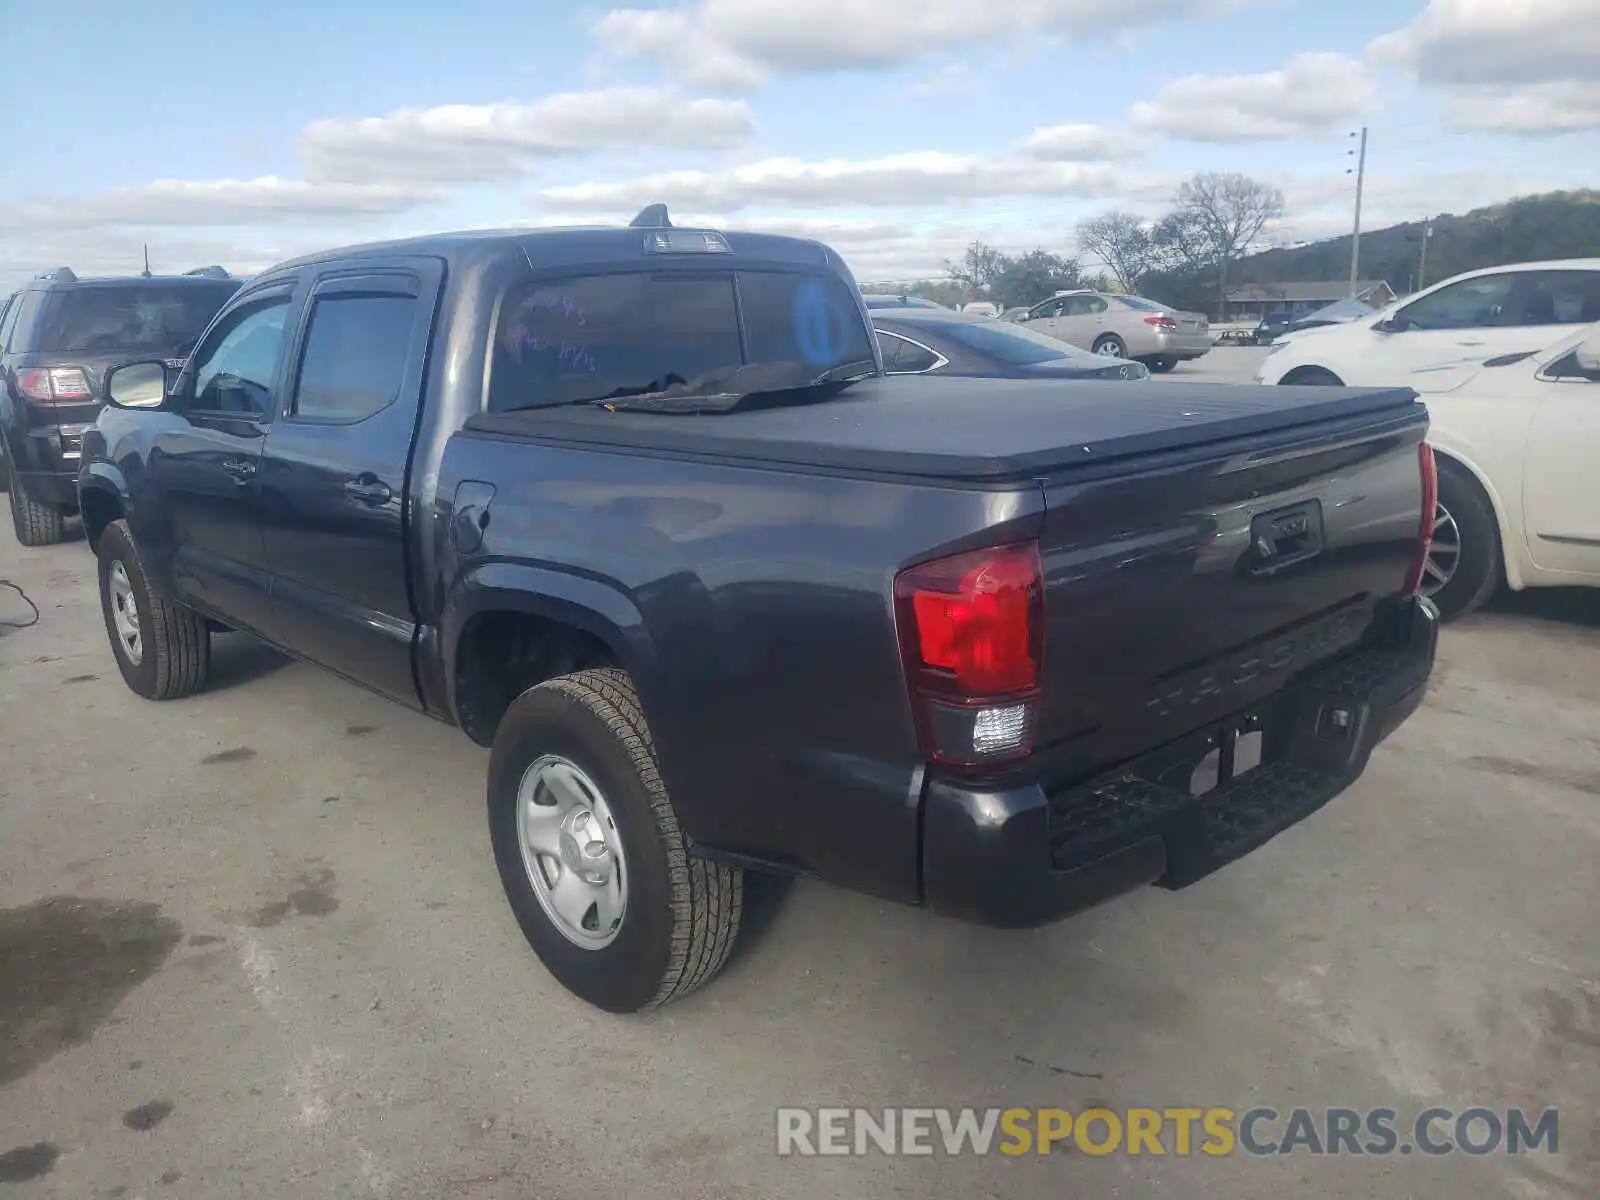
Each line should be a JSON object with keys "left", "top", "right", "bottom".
{"left": 537, "top": 667, "right": 742, "bottom": 1008}
{"left": 102, "top": 519, "right": 210, "bottom": 699}
{"left": 7, "top": 463, "right": 66, "bottom": 547}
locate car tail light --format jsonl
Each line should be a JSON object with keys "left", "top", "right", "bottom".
{"left": 1142, "top": 315, "right": 1179, "bottom": 330}
{"left": 894, "top": 542, "right": 1045, "bottom": 767}
{"left": 16, "top": 367, "right": 92, "bottom": 403}
{"left": 1402, "top": 442, "right": 1438, "bottom": 596}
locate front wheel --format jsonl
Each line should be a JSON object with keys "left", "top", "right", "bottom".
{"left": 488, "top": 668, "right": 743, "bottom": 1012}
{"left": 1093, "top": 334, "right": 1129, "bottom": 359}
{"left": 97, "top": 519, "right": 211, "bottom": 699}
{"left": 1280, "top": 366, "right": 1344, "bottom": 386}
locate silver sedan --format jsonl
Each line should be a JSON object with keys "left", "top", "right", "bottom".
{"left": 1017, "top": 290, "right": 1211, "bottom": 372}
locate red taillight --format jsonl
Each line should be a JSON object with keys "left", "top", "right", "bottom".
{"left": 17, "top": 366, "right": 92, "bottom": 403}
{"left": 1143, "top": 315, "right": 1178, "bottom": 330}
{"left": 894, "top": 542, "right": 1044, "bottom": 766}
{"left": 1403, "top": 442, "right": 1438, "bottom": 596}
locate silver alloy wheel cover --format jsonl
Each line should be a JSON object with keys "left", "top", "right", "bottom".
{"left": 108, "top": 560, "right": 144, "bottom": 665}
{"left": 1095, "top": 339, "right": 1123, "bottom": 356}
{"left": 1421, "top": 500, "right": 1460, "bottom": 597}
{"left": 516, "top": 755, "right": 628, "bottom": 949}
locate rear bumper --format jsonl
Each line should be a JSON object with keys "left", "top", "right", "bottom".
{"left": 921, "top": 593, "right": 1438, "bottom": 928}
{"left": 1149, "top": 331, "right": 1212, "bottom": 359}
{"left": 2, "top": 418, "right": 90, "bottom": 507}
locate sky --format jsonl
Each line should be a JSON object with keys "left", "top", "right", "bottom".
{"left": 1, "top": 0, "right": 1595, "bottom": 291}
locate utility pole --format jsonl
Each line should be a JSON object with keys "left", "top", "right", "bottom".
{"left": 1347, "top": 126, "right": 1368, "bottom": 297}
{"left": 1417, "top": 217, "right": 1432, "bottom": 291}
{"left": 141, "top": 244, "right": 152, "bottom": 278}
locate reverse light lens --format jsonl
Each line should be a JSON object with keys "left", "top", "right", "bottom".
{"left": 895, "top": 542, "right": 1045, "bottom": 767}
{"left": 1403, "top": 442, "right": 1439, "bottom": 596}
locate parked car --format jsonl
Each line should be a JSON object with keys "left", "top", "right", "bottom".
{"left": 0, "top": 266, "right": 240, "bottom": 545}
{"left": 960, "top": 300, "right": 1000, "bottom": 318}
{"left": 1254, "top": 311, "right": 1296, "bottom": 344}
{"left": 1254, "top": 259, "right": 1600, "bottom": 389}
{"left": 1018, "top": 291, "right": 1210, "bottom": 371}
{"left": 873, "top": 308, "right": 1150, "bottom": 379}
{"left": 1397, "top": 323, "right": 1600, "bottom": 618}
{"left": 862, "top": 293, "right": 947, "bottom": 310}
{"left": 998, "top": 306, "right": 1032, "bottom": 323}
{"left": 79, "top": 209, "right": 1438, "bottom": 1013}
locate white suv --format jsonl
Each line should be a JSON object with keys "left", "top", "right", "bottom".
{"left": 1254, "top": 260, "right": 1600, "bottom": 392}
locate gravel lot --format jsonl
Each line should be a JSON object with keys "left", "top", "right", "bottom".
{"left": 2, "top": 387, "right": 1597, "bottom": 1198}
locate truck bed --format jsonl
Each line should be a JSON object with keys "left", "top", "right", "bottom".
{"left": 463, "top": 376, "right": 1422, "bottom": 483}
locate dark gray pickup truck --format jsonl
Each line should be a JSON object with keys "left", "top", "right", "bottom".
{"left": 78, "top": 210, "right": 1439, "bottom": 1012}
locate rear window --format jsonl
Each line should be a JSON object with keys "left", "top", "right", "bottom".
{"left": 488, "top": 269, "right": 875, "bottom": 412}
{"left": 1115, "top": 295, "right": 1166, "bottom": 312}
{"left": 38, "top": 282, "right": 239, "bottom": 354}
{"left": 937, "top": 319, "right": 1096, "bottom": 366}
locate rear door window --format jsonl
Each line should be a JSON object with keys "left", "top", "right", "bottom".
{"left": 489, "top": 269, "right": 875, "bottom": 412}
{"left": 40, "top": 282, "right": 239, "bottom": 354}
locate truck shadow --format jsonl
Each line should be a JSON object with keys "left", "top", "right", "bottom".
{"left": 203, "top": 635, "right": 293, "bottom": 693}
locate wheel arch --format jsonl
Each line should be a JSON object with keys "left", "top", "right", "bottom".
{"left": 77, "top": 470, "right": 127, "bottom": 554}
{"left": 1429, "top": 444, "right": 1524, "bottom": 591}
{"left": 437, "top": 561, "right": 661, "bottom": 747}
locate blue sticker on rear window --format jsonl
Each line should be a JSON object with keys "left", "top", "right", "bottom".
{"left": 792, "top": 278, "right": 852, "bottom": 367}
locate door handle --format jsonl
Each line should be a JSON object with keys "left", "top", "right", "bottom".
{"left": 221, "top": 457, "right": 256, "bottom": 482}
{"left": 342, "top": 476, "right": 393, "bottom": 506}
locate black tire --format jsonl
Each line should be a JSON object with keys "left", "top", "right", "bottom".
{"left": 97, "top": 519, "right": 210, "bottom": 699}
{"left": 1426, "top": 460, "right": 1502, "bottom": 620}
{"left": 1145, "top": 356, "right": 1177, "bottom": 374}
{"left": 1280, "top": 366, "right": 1344, "bottom": 386}
{"left": 7, "top": 459, "right": 66, "bottom": 547}
{"left": 488, "top": 667, "right": 742, "bottom": 1012}
{"left": 1093, "top": 334, "right": 1129, "bottom": 359}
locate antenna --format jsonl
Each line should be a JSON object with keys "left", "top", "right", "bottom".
{"left": 629, "top": 203, "right": 672, "bottom": 229}
{"left": 142, "top": 244, "right": 152, "bottom": 278}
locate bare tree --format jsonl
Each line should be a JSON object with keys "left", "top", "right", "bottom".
{"left": 943, "top": 240, "right": 1010, "bottom": 299}
{"left": 1074, "top": 211, "right": 1158, "bottom": 293}
{"left": 1172, "top": 172, "right": 1285, "bottom": 317}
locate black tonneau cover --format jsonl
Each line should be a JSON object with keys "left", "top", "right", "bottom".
{"left": 465, "top": 375, "right": 1421, "bottom": 482}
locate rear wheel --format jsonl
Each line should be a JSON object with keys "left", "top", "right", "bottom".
{"left": 1280, "top": 366, "right": 1344, "bottom": 386}
{"left": 1423, "top": 461, "right": 1501, "bottom": 620}
{"left": 1093, "top": 334, "right": 1129, "bottom": 359}
{"left": 488, "top": 667, "right": 743, "bottom": 1012}
{"left": 6, "top": 460, "right": 66, "bottom": 547}
{"left": 97, "top": 519, "right": 211, "bottom": 698}
{"left": 1145, "top": 356, "right": 1177, "bottom": 374}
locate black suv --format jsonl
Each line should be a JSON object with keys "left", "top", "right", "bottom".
{"left": 1, "top": 267, "right": 240, "bottom": 545}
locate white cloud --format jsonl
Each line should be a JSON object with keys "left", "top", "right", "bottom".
{"left": 299, "top": 88, "right": 755, "bottom": 184}
{"left": 0, "top": 177, "right": 438, "bottom": 234}
{"left": 1442, "top": 81, "right": 1600, "bottom": 134}
{"left": 1023, "top": 122, "right": 1148, "bottom": 160}
{"left": 1369, "top": 0, "right": 1600, "bottom": 134}
{"left": 593, "top": 0, "right": 1231, "bottom": 89}
{"left": 1368, "top": 0, "right": 1599, "bottom": 87}
{"left": 909, "top": 63, "right": 976, "bottom": 98}
{"left": 1129, "top": 53, "right": 1376, "bottom": 142}
{"left": 535, "top": 151, "right": 1126, "bottom": 211}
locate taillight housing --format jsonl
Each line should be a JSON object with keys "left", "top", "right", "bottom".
{"left": 16, "top": 367, "right": 93, "bottom": 403}
{"left": 1402, "top": 442, "right": 1438, "bottom": 596}
{"left": 1142, "top": 315, "right": 1178, "bottom": 330}
{"left": 893, "top": 541, "right": 1045, "bottom": 768}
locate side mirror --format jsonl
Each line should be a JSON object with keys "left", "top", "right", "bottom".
{"left": 104, "top": 360, "right": 170, "bottom": 409}
{"left": 1576, "top": 331, "right": 1600, "bottom": 374}
{"left": 1376, "top": 316, "right": 1409, "bottom": 334}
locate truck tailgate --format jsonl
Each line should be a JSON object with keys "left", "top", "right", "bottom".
{"left": 1029, "top": 397, "right": 1429, "bottom": 776}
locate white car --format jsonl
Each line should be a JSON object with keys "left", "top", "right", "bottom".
{"left": 1409, "top": 323, "right": 1600, "bottom": 619}
{"left": 1254, "top": 259, "right": 1600, "bottom": 392}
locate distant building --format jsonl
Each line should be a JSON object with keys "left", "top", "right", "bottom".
{"left": 1225, "top": 280, "right": 1395, "bottom": 322}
